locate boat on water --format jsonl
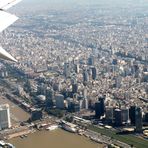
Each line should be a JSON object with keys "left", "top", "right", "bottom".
{"left": 62, "top": 124, "right": 77, "bottom": 133}
{"left": 20, "top": 135, "right": 24, "bottom": 139}
{"left": 20, "top": 134, "right": 28, "bottom": 139}
{"left": 46, "top": 125, "right": 58, "bottom": 131}
{"left": 60, "top": 120, "right": 77, "bottom": 133}
{"left": 24, "top": 135, "right": 28, "bottom": 138}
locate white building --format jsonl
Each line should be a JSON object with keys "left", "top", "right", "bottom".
{"left": 0, "top": 104, "right": 11, "bottom": 130}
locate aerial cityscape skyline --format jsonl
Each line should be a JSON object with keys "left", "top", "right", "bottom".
{"left": 0, "top": 0, "right": 148, "bottom": 148}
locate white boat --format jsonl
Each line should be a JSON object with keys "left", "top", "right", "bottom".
{"left": 60, "top": 120, "right": 77, "bottom": 133}
{"left": 46, "top": 125, "right": 58, "bottom": 131}
{"left": 62, "top": 124, "right": 77, "bottom": 133}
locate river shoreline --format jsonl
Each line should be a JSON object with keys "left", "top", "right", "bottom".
{"left": 8, "top": 129, "right": 104, "bottom": 148}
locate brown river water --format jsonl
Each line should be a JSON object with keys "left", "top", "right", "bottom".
{"left": 8, "top": 129, "right": 104, "bottom": 148}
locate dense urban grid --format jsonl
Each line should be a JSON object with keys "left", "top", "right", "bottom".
{"left": 0, "top": 1, "right": 148, "bottom": 148}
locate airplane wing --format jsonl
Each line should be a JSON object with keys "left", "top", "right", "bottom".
{"left": 0, "top": 10, "right": 18, "bottom": 33}
{"left": 0, "top": 0, "right": 22, "bottom": 62}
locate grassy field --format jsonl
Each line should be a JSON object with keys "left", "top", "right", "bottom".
{"left": 89, "top": 125, "right": 148, "bottom": 148}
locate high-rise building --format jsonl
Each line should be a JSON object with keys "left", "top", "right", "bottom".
{"left": 135, "top": 107, "right": 143, "bottom": 133}
{"left": 105, "top": 107, "right": 114, "bottom": 124}
{"left": 88, "top": 55, "right": 95, "bottom": 66}
{"left": 46, "top": 88, "right": 54, "bottom": 107}
{"left": 0, "top": 104, "right": 11, "bottom": 130}
{"left": 57, "top": 81, "right": 62, "bottom": 92}
{"left": 144, "top": 112, "right": 148, "bottom": 123}
{"left": 74, "top": 64, "right": 79, "bottom": 74}
{"left": 64, "top": 62, "right": 71, "bottom": 78}
{"left": 115, "top": 76, "right": 122, "bottom": 88}
{"left": 84, "top": 98, "right": 89, "bottom": 109}
{"left": 92, "top": 67, "right": 97, "bottom": 80}
{"left": 83, "top": 69, "right": 89, "bottom": 83}
{"left": 71, "top": 101, "right": 80, "bottom": 112}
{"left": 37, "top": 83, "right": 46, "bottom": 95}
{"left": 55, "top": 94, "right": 65, "bottom": 109}
{"left": 114, "top": 109, "right": 122, "bottom": 126}
{"left": 129, "top": 106, "right": 136, "bottom": 125}
{"left": 121, "top": 108, "right": 129, "bottom": 124}
{"left": 67, "top": 98, "right": 80, "bottom": 112}
{"left": 72, "top": 83, "right": 78, "bottom": 94}
{"left": 82, "top": 88, "right": 87, "bottom": 99}
{"left": 98, "top": 97, "right": 105, "bottom": 116}
{"left": 67, "top": 98, "right": 74, "bottom": 112}
{"left": 95, "top": 101, "right": 101, "bottom": 118}
{"left": 79, "top": 99, "right": 84, "bottom": 110}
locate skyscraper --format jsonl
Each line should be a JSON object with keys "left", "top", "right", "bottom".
{"left": 55, "top": 94, "right": 65, "bottom": 109}
{"left": 121, "top": 108, "right": 130, "bottom": 124}
{"left": 0, "top": 104, "right": 11, "bottom": 130}
{"left": 83, "top": 69, "right": 89, "bottom": 83}
{"left": 64, "top": 62, "right": 71, "bottom": 78}
{"left": 114, "top": 109, "right": 122, "bottom": 126}
{"left": 95, "top": 101, "right": 101, "bottom": 118}
{"left": 88, "top": 55, "right": 95, "bottom": 66}
{"left": 135, "top": 107, "right": 143, "bottom": 133}
{"left": 98, "top": 96, "right": 105, "bottom": 116}
{"left": 84, "top": 98, "right": 88, "bottom": 109}
{"left": 72, "top": 83, "right": 78, "bottom": 94}
{"left": 129, "top": 106, "right": 136, "bottom": 125}
{"left": 92, "top": 67, "right": 97, "bottom": 80}
{"left": 144, "top": 112, "right": 148, "bottom": 123}
{"left": 105, "top": 107, "right": 114, "bottom": 124}
{"left": 46, "top": 88, "right": 54, "bottom": 107}
{"left": 74, "top": 64, "right": 79, "bottom": 74}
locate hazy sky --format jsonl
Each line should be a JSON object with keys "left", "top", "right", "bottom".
{"left": 10, "top": 0, "right": 148, "bottom": 14}
{"left": 22, "top": 0, "right": 148, "bottom": 4}
{"left": 18, "top": 0, "right": 148, "bottom": 8}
